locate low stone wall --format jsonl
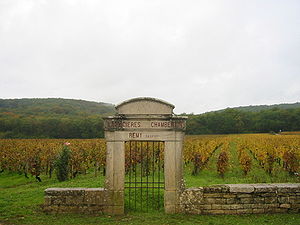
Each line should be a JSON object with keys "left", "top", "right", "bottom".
{"left": 43, "top": 183, "right": 300, "bottom": 215}
{"left": 179, "top": 183, "right": 300, "bottom": 214}
{"left": 43, "top": 188, "right": 110, "bottom": 214}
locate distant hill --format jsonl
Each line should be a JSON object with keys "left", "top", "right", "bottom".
{"left": 1, "top": 98, "right": 300, "bottom": 138}
{"left": 186, "top": 102, "right": 300, "bottom": 135}
{"left": 0, "top": 98, "right": 115, "bottom": 117}
{"left": 215, "top": 102, "right": 300, "bottom": 113}
{"left": 0, "top": 98, "right": 115, "bottom": 139}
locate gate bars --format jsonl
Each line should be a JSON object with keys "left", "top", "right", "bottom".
{"left": 125, "top": 141, "right": 164, "bottom": 212}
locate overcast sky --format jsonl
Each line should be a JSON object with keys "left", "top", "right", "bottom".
{"left": 0, "top": 0, "right": 299, "bottom": 114}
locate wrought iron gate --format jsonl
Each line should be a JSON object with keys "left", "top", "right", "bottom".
{"left": 125, "top": 141, "right": 164, "bottom": 212}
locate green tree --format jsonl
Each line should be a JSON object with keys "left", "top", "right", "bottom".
{"left": 55, "top": 145, "right": 71, "bottom": 182}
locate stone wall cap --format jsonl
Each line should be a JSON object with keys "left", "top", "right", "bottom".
{"left": 272, "top": 183, "right": 300, "bottom": 192}
{"left": 44, "top": 187, "right": 106, "bottom": 194}
{"left": 226, "top": 184, "right": 255, "bottom": 193}
{"left": 186, "top": 187, "right": 204, "bottom": 191}
{"left": 216, "top": 183, "right": 300, "bottom": 193}
{"left": 85, "top": 188, "right": 106, "bottom": 191}
{"left": 203, "top": 185, "right": 229, "bottom": 193}
{"left": 252, "top": 184, "right": 277, "bottom": 192}
{"left": 45, "top": 188, "right": 87, "bottom": 191}
{"left": 271, "top": 183, "right": 300, "bottom": 188}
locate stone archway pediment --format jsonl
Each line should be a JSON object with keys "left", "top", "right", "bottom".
{"left": 116, "top": 97, "right": 175, "bottom": 115}
{"left": 105, "top": 97, "right": 186, "bottom": 132}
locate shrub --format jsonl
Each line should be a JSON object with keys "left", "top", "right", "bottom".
{"left": 238, "top": 150, "right": 252, "bottom": 175}
{"left": 55, "top": 144, "right": 72, "bottom": 182}
{"left": 192, "top": 153, "right": 202, "bottom": 176}
{"left": 266, "top": 152, "right": 275, "bottom": 175}
{"left": 283, "top": 150, "right": 299, "bottom": 175}
{"left": 217, "top": 151, "right": 229, "bottom": 178}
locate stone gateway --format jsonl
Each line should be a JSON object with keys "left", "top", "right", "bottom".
{"left": 104, "top": 97, "right": 187, "bottom": 214}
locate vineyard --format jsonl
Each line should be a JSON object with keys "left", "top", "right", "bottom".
{"left": 0, "top": 134, "right": 299, "bottom": 184}
{"left": 0, "top": 139, "right": 106, "bottom": 182}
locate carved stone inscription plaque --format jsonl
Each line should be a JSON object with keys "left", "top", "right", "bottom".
{"left": 104, "top": 118, "right": 186, "bottom": 131}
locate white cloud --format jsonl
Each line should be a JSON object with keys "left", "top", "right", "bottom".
{"left": 0, "top": 0, "right": 299, "bottom": 113}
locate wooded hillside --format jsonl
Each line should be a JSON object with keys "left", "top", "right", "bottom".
{"left": 216, "top": 102, "right": 300, "bottom": 113}
{"left": 0, "top": 98, "right": 115, "bottom": 138}
{"left": 0, "top": 98, "right": 299, "bottom": 138}
{"left": 186, "top": 107, "right": 300, "bottom": 134}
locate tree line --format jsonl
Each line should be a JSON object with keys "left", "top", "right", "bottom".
{"left": 0, "top": 115, "right": 104, "bottom": 138}
{"left": 186, "top": 107, "right": 300, "bottom": 135}
{"left": 1, "top": 97, "right": 300, "bottom": 138}
{"left": 1, "top": 107, "right": 299, "bottom": 138}
{"left": 0, "top": 98, "right": 113, "bottom": 138}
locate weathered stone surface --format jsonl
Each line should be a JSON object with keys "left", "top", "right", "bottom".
{"left": 165, "top": 191, "right": 178, "bottom": 207}
{"left": 288, "top": 208, "right": 300, "bottom": 213}
{"left": 199, "top": 204, "right": 212, "bottom": 210}
{"left": 44, "top": 188, "right": 108, "bottom": 214}
{"left": 264, "top": 197, "right": 277, "bottom": 204}
{"left": 265, "top": 203, "right": 279, "bottom": 209}
{"left": 253, "top": 197, "right": 265, "bottom": 204}
{"left": 203, "top": 193, "right": 223, "bottom": 198}
{"left": 291, "top": 203, "right": 300, "bottom": 209}
{"left": 84, "top": 188, "right": 106, "bottom": 205}
{"left": 254, "top": 203, "right": 267, "bottom": 209}
{"left": 203, "top": 185, "right": 229, "bottom": 193}
{"left": 51, "top": 196, "right": 66, "bottom": 205}
{"left": 109, "top": 205, "right": 124, "bottom": 215}
{"left": 237, "top": 209, "right": 253, "bottom": 214}
{"left": 259, "top": 193, "right": 277, "bottom": 197}
{"left": 239, "top": 198, "right": 253, "bottom": 204}
{"left": 236, "top": 193, "right": 253, "bottom": 198}
{"left": 211, "top": 204, "right": 223, "bottom": 210}
{"left": 274, "top": 208, "right": 288, "bottom": 213}
{"left": 204, "top": 198, "right": 226, "bottom": 204}
{"left": 45, "top": 188, "right": 85, "bottom": 196}
{"left": 44, "top": 196, "right": 51, "bottom": 205}
{"left": 223, "top": 210, "right": 236, "bottom": 214}
{"left": 227, "top": 184, "right": 254, "bottom": 193}
{"left": 278, "top": 196, "right": 289, "bottom": 204}
{"left": 274, "top": 183, "right": 300, "bottom": 193}
{"left": 226, "top": 198, "right": 237, "bottom": 204}
{"left": 280, "top": 203, "right": 291, "bottom": 208}
{"left": 264, "top": 208, "right": 276, "bottom": 213}
{"left": 179, "top": 183, "right": 300, "bottom": 215}
{"left": 106, "top": 191, "right": 124, "bottom": 206}
{"left": 289, "top": 197, "right": 298, "bottom": 204}
{"left": 223, "top": 194, "right": 236, "bottom": 198}
{"left": 253, "top": 184, "right": 277, "bottom": 193}
{"left": 252, "top": 208, "right": 264, "bottom": 214}
{"left": 116, "top": 97, "right": 174, "bottom": 115}
{"left": 165, "top": 204, "right": 176, "bottom": 214}
{"left": 65, "top": 196, "right": 84, "bottom": 205}
{"left": 180, "top": 188, "right": 204, "bottom": 205}
{"left": 242, "top": 204, "right": 256, "bottom": 209}
{"left": 221, "top": 205, "right": 232, "bottom": 210}
{"left": 229, "top": 204, "right": 244, "bottom": 210}
{"left": 205, "top": 209, "right": 225, "bottom": 215}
